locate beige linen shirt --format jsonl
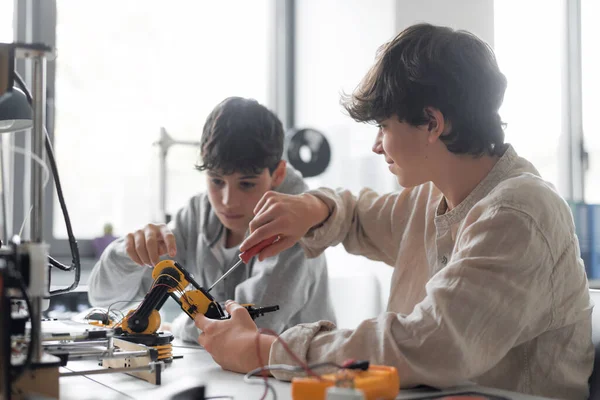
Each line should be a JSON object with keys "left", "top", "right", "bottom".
{"left": 268, "top": 145, "right": 593, "bottom": 399}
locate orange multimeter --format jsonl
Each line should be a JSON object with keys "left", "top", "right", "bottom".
{"left": 291, "top": 364, "right": 399, "bottom": 400}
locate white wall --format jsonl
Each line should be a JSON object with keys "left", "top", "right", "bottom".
{"left": 295, "top": 0, "right": 398, "bottom": 196}
{"left": 295, "top": 0, "right": 496, "bottom": 328}
{"left": 395, "top": 0, "right": 494, "bottom": 46}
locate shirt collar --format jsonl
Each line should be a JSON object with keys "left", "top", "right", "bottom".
{"left": 434, "top": 144, "right": 517, "bottom": 230}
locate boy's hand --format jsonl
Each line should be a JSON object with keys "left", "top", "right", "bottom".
{"left": 124, "top": 223, "right": 177, "bottom": 267}
{"left": 241, "top": 192, "right": 329, "bottom": 260}
{"left": 195, "top": 301, "right": 275, "bottom": 373}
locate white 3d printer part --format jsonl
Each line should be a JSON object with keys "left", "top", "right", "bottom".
{"left": 25, "top": 241, "right": 49, "bottom": 297}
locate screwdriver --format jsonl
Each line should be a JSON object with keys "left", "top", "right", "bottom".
{"left": 207, "top": 235, "right": 280, "bottom": 292}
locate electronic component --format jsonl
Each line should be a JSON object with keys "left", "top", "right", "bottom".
{"left": 291, "top": 363, "right": 399, "bottom": 400}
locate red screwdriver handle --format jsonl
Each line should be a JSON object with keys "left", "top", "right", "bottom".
{"left": 240, "top": 235, "right": 280, "bottom": 263}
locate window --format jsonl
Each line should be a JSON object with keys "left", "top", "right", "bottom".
{"left": 1, "top": 1, "right": 14, "bottom": 239}
{"left": 494, "top": 0, "right": 565, "bottom": 194}
{"left": 0, "top": 1, "right": 13, "bottom": 42}
{"left": 582, "top": 0, "right": 600, "bottom": 203}
{"left": 52, "top": 1, "right": 273, "bottom": 240}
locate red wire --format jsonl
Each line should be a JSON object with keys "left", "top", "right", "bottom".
{"left": 256, "top": 328, "right": 321, "bottom": 378}
{"left": 254, "top": 329, "right": 270, "bottom": 400}
{"left": 151, "top": 283, "right": 175, "bottom": 291}
{"left": 254, "top": 327, "right": 324, "bottom": 400}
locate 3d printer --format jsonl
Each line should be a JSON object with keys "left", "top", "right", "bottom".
{"left": 0, "top": 41, "right": 81, "bottom": 400}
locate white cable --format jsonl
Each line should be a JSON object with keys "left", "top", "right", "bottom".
{"left": 1, "top": 144, "right": 51, "bottom": 238}
{"left": 1, "top": 144, "right": 51, "bottom": 187}
{"left": 18, "top": 205, "right": 33, "bottom": 238}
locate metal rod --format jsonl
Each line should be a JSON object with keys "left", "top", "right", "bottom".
{"left": 158, "top": 128, "right": 168, "bottom": 223}
{"left": 0, "top": 135, "right": 8, "bottom": 242}
{"left": 207, "top": 258, "right": 243, "bottom": 292}
{"left": 60, "top": 364, "right": 157, "bottom": 378}
{"left": 29, "top": 297, "right": 43, "bottom": 362}
{"left": 49, "top": 349, "right": 149, "bottom": 361}
{"left": 107, "top": 336, "right": 114, "bottom": 352}
{"left": 30, "top": 55, "right": 45, "bottom": 243}
{"left": 155, "top": 128, "right": 201, "bottom": 223}
{"left": 43, "top": 340, "right": 109, "bottom": 349}
{"left": 27, "top": 49, "right": 48, "bottom": 364}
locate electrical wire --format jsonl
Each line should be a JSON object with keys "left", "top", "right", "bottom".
{"left": 243, "top": 375, "right": 277, "bottom": 400}
{"left": 0, "top": 145, "right": 51, "bottom": 187}
{"left": 0, "top": 143, "right": 52, "bottom": 238}
{"left": 244, "top": 363, "right": 344, "bottom": 400}
{"left": 250, "top": 327, "right": 343, "bottom": 400}
{"left": 256, "top": 328, "right": 322, "bottom": 378}
{"left": 151, "top": 273, "right": 190, "bottom": 304}
{"left": 18, "top": 205, "right": 32, "bottom": 238}
{"left": 152, "top": 273, "right": 182, "bottom": 291}
{"left": 13, "top": 71, "right": 81, "bottom": 296}
{"left": 106, "top": 298, "right": 144, "bottom": 316}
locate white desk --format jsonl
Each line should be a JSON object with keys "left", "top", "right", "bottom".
{"left": 58, "top": 342, "right": 553, "bottom": 400}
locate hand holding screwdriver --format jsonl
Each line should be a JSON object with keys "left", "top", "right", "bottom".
{"left": 240, "top": 191, "right": 330, "bottom": 260}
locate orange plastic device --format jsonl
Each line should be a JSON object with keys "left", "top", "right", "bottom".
{"left": 291, "top": 364, "right": 399, "bottom": 400}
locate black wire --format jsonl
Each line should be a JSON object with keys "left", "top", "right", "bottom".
{"left": 10, "top": 270, "right": 33, "bottom": 382}
{"left": 13, "top": 72, "right": 81, "bottom": 296}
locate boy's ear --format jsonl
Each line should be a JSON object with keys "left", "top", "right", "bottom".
{"left": 271, "top": 160, "right": 287, "bottom": 188}
{"left": 424, "top": 107, "right": 447, "bottom": 144}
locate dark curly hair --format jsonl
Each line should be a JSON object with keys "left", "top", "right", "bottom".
{"left": 195, "top": 97, "right": 284, "bottom": 175}
{"left": 342, "top": 23, "right": 507, "bottom": 156}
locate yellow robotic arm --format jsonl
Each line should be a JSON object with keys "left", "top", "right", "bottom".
{"left": 119, "top": 260, "right": 279, "bottom": 336}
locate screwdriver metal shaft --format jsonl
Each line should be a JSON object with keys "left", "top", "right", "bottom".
{"left": 207, "top": 258, "right": 243, "bottom": 292}
{"left": 207, "top": 235, "right": 280, "bottom": 293}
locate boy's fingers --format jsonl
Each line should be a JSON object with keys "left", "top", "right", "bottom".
{"left": 224, "top": 300, "right": 240, "bottom": 312}
{"left": 194, "top": 314, "right": 210, "bottom": 330}
{"left": 253, "top": 191, "right": 277, "bottom": 215}
{"left": 134, "top": 231, "right": 151, "bottom": 266}
{"left": 157, "top": 242, "right": 168, "bottom": 257}
{"left": 225, "top": 301, "right": 249, "bottom": 318}
{"left": 197, "top": 332, "right": 206, "bottom": 347}
{"left": 248, "top": 212, "right": 273, "bottom": 235}
{"left": 125, "top": 234, "right": 144, "bottom": 265}
{"left": 241, "top": 225, "right": 277, "bottom": 252}
{"left": 253, "top": 195, "right": 268, "bottom": 216}
{"left": 258, "top": 238, "right": 293, "bottom": 261}
{"left": 145, "top": 232, "right": 160, "bottom": 265}
{"left": 161, "top": 225, "right": 177, "bottom": 257}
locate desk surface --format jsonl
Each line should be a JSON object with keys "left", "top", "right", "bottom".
{"left": 58, "top": 342, "right": 553, "bottom": 400}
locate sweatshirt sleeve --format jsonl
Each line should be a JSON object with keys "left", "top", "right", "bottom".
{"left": 300, "top": 187, "right": 419, "bottom": 266}
{"left": 270, "top": 207, "right": 557, "bottom": 387}
{"left": 171, "top": 311, "right": 201, "bottom": 343}
{"left": 87, "top": 238, "right": 153, "bottom": 308}
{"left": 234, "top": 244, "right": 336, "bottom": 334}
{"left": 87, "top": 198, "right": 194, "bottom": 308}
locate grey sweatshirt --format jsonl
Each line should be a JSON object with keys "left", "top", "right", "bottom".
{"left": 88, "top": 165, "right": 336, "bottom": 342}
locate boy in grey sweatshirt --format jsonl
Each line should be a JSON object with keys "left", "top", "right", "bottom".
{"left": 87, "top": 97, "right": 336, "bottom": 342}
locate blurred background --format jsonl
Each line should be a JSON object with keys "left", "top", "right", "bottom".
{"left": 1, "top": 0, "right": 598, "bottom": 328}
